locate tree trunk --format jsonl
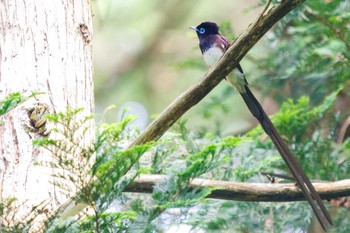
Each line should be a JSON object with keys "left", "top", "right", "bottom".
{"left": 0, "top": 0, "right": 94, "bottom": 231}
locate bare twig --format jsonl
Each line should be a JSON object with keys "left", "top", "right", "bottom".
{"left": 126, "top": 175, "right": 350, "bottom": 202}
{"left": 259, "top": 0, "right": 273, "bottom": 21}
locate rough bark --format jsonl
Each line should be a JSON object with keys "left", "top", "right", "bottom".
{"left": 0, "top": 0, "right": 94, "bottom": 231}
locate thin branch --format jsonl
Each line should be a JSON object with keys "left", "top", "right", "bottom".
{"left": 259, "top": 0, "right": 273, "bottom": 21}
{"left": 129, "top": 0, "right": 306, "bottom": 147}
{"left": 125, "top": 175, "right": 350, "bottom": 202}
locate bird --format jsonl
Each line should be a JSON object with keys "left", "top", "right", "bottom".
{"left": 190, "top": 21, "right": 333, "bottom": 231}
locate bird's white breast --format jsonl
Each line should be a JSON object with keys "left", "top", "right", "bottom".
{"left": 202, "top": 47, "right": 224, "bottom": 67}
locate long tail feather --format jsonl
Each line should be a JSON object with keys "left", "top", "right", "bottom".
{"left": 240, "top": 85, "right": 333, "bottom": 231}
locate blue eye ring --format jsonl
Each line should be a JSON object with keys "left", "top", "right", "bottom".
{"left": 199, "top": 28, "right": 205, "bottom": 34}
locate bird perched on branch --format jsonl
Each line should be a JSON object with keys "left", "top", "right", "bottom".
{"left": 190, "top": 21, "right": 333, "bottom": 231}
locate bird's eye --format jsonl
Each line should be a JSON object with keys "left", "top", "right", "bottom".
{"left": 199, "top": 28, "right": 205, "bottom": 34}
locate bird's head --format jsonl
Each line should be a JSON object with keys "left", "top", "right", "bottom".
{"left": 190, "top": 22, "right": 219, "bottom": 39}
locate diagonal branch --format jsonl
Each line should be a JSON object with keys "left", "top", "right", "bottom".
{"left": 126, "top": 175, "right": 350, "bottom": 202}
{"left": 130, "top": 0, "right": 306, "bottom": 147}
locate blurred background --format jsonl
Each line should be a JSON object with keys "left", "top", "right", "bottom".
{"left": 92, "top": 0, "right": 271, "bottom": 135}
{"left": 92, "top": 0, "right": 349, "bottom": 137}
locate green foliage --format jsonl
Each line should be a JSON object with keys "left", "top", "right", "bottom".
{"left": 32, "top": 107, "right": 241, "bottom": 232}
{"left": 0, "top": 92, "right": 41, "bottom": 124}
{"left": 127, "top": 123, "right": 247, "bottom": 232}
{"left": 248, "top": 90, "right": 338, "bottom": 139}
{"left": 188, "top": 201, "right": 313, "bottom": 232}
{"left": 0, "top": 197, "right": 46, "bottom": 233}
{"left": 0, "top": 92, "right": 25, "bottom": 116}
{"left": 3, "top": 94, "right": 349, "bottom": 232}
{"left": 27, "top": 105, "right": 251, "bottom": 232}
{"left": 247, "top": 89, "right": 350, "bottom": 182}
{"left": 34, "top": 89, "right": 348, "bottom": 232}
{"left": 78, "top": 210, "right": 138, "bottom": 233}
{"left": 33, "top": 108, "right": 149, "bottom": 233}
{"left": 219, "top": 20, "right": 236, "bottom": 41}
{"left": 199, "top": 87, "right": 232, "bottom": 120}
{"left": 255, "top": 0, "right": 350, "bottom": 104}
{"left": 0, "top": 92, "right": 22, "bottom": 116}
